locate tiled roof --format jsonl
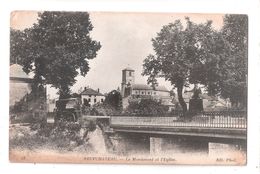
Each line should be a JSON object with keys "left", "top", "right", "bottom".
{"left": 80, "top": 88, "right": 104, "bottom": 96}
{"left": 132, "top": 84, "right": 169, "bottom": 92}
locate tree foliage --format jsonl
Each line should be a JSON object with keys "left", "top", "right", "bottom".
{"left": 218, "top": 14, "right": 248, "bottom": 108}
{"left": 10, "top": 12, "right": 101, "bottom": 99}
{"left": 201, "top": 15, "right": 248, "bottom": 108}
{"left": 143, "top": 15, "right": 248, "bottom": 112}
{"left": 10, "top": 29, "right": 29, "bottom": 65}
{"left": 126, "top": 99, "right": 168, "bottom": 116}
{"left": 104, "top": 90, "right": 122, "bottom": 110}
{"left": 142, "top": 17, "right": 229, "bottom": 115}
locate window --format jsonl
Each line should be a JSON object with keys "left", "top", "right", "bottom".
{"left": 129, "top": 71, "right": 132, "bottom": 76}
{"left": 154, "top": 92, "right": 156, "bottom": 95}
{"left": 135, "top": 91, "right": 138, "bottom": 94}
{"left": 142, "top": 92, "right": 144, "bottom": 95}
{"left": 88, "top": 98, "right": 91, "bottom": 102}
{"left": 148, "top": 92, "right": 150, "bottom": 95}
{"left": 83, "top": 99, "right": 88, "bottom": 106}
{"left": 94, "top": 98, "right": 97, "bottom": 103}
{"left": 89, "top": 95, "right": 91, "bottom": 97}
{"left": 101, "top": 99, "right": 104, "bottom": 102}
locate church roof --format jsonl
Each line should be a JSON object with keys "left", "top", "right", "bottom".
{"left": 80, "top": 88, "right": 104, "bottom": 96}
{"left": 122, "top": 67, "right": 134, "bottom": 71}
{"left": 132, "top": 84, "right": 169, "bottom": 92}
{"left": 10, "top": 64, "right": 31, "bottom": 79}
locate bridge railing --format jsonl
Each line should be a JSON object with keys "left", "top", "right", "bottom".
{"left": 110, "top": 110, "right": 183, "bottom": 117}
{"left": 188, "top": 111, "right": 247, "bottom": 129}
{"left": 110, "top": 111, "right": 247, "bottom": 129}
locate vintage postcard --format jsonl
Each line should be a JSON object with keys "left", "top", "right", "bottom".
{"left": 9, "top": 11, "right": 247, "bottom": 165}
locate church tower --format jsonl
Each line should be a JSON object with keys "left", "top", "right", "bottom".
{"left": 121, "top": 67, "right": 135, "bottom": 97}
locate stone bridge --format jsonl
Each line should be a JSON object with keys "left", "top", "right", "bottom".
{"left": 83, "top": 111, "right": 247, "bottom": 157}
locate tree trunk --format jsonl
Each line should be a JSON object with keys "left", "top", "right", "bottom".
{"left": 32, "top": 73, "right": 44, "bottom": 99}
{"left": 177, "top": 83, "right": 187, "bottom": 118}
{"left": 59, "top": 85, "right": 71, "bottom": 99}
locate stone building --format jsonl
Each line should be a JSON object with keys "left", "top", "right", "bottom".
{"left": 10, "top": 64, "right": 47, "bottom": 122}
{"left": 10, "top": 64, "right": 33, "bottom": 107}
{"left": 80, "top": 87, "right": 105, "bottom": 106}
{"left": 120, "top": 67, "right": 174, "bottom": 109}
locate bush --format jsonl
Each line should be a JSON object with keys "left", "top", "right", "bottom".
{"left": 104, "top": 90, "right": 122, "bottom": 110}
{"left": 82, "top": 103, "right": 122, "bottom": 116}
{"left": 126, "top": 98, "right": 169, "bottom": 116}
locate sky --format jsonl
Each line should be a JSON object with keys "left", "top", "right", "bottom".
{"left": 10, "top": 11, "right": 224, "bottom": 96}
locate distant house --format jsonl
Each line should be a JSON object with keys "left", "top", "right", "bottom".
{"left": 201, "top": 93, "right": 231, "bottom": 111}
{"left": 182, "top": 90, "right": 231, "bottom": 111}
{"left": 80, "top": 87, "right": 105, "bottom": 106}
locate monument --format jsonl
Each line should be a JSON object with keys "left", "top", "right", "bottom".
{"left": 189, "top": 84, "right": 203, "bottom": 113}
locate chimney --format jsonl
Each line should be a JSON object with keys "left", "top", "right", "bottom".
{"left": 97, "top": 88, "right": 100, "bottom": 93}
{"left": 84, "top": 87, "right": 87, "bottom": 91}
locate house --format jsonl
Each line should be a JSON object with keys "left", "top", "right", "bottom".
{"left": 201, "top": 93, "right": 231, "bottom": 111}
{"left": 80, "top": 87, "right": 105, "bottom": 106}
{"left": 120, "top": 67, "right": 174, "bottom": 109}
{"left": 182, "top": 89, "right": 231, "bottom": 111}
{"left": 10, "top": 64, "right": 33, "bottom": 107}
{"left": 10, "top": 64, "right": 48, "bottom": 122}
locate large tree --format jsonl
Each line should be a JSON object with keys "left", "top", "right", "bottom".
{"left": 142, "top": 17, "right": 230, "bottom": 116}
{"left": 200, "top": 15, "right": 248, "bottom": 108}
{"left": 11, "top": 12, "right": 101, "bottom": 99}
{"left": 218, "top": 14, "right": 248, "bottom": 108}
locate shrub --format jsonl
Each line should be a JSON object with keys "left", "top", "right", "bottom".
{"left": 126, "top": 98, "right": 169, "bottom": 116}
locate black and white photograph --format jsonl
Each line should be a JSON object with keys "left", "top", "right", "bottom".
{"left": 9, "top": 11, "right": 248, "bottom": 165}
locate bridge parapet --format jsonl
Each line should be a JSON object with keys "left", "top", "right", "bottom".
{"left": 110, "top": 111, "right": 247, "bottom": 129}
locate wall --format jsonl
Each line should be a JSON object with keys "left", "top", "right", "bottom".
{"left": 9, "top": 80, "right": 31, "bottom": 106}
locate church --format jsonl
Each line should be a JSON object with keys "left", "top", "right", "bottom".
{"left": 120, "top": 67, "right": 174, "bottom": 108}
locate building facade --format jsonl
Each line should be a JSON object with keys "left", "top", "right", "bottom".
{"left": 81, "top": 87, "right": 105, "bottom": 106}
{"left": 10, "top": 64, "right": 33, "bottom": 106}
